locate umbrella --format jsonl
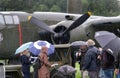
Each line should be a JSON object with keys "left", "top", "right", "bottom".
{"left": 57, "top": 65, "right": 76, "bottom": 75}
{"left": 70, "top": 41, "right": 87, "bottom": 47}
{"left": 15, "top": 42, "right": 33, "bottom": 54}
{"left": 28, "top": 40, "right": 55, "bottom": 55}
{"left": 102, "top": 38, "right": 120, "bottom": 57}
{"left": 94, "top": 31, "right": 120, "bottom": 56}
{"left": 95, "top": 31, "right": 116, "bottom": 48}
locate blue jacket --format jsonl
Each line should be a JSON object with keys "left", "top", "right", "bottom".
{"left": 82, "top": 46, "right": 100, "bottom": 71}
{"left": 20, "top": 55, "right": 31, "bottom": 72}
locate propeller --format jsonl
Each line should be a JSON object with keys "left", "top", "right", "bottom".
{"left": 28, "top": 12, "right": 91, "bottom": 44}
{"left": 63, "top": 12, "right": 91, "bottom": 35}
{"left": 28, "top": 16, "right": 56, "bottom": 34}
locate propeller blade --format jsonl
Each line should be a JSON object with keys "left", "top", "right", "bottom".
{"left": 28, "top": 16, "right": 56, "bottom": 34}
{"left": 63, "top": 12, "right": 91, "bottom": 35}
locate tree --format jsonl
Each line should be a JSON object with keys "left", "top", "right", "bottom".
{"left": 0, "top": 0, "right": 34, "bottom": 11}
{"left": 0, "top": 0, "right": 119, "bottom": 16}
{"left": 81, "top": 0, "right": 120, "bottom": 16}
{"left": 32, "top": 4, "right": 48, "bottom": 11}
{"left": 50, "top": 5, "right": 61, "bottom": 12}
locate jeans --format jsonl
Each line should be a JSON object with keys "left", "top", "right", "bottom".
{"left": 99, "top": 68, "right": 104, "bottom": 78}
{"left": 102, "top": 69, "right": 114, "bottom": 78}
{"left": 116, "top": 74, "right": 120, "bottom": 78}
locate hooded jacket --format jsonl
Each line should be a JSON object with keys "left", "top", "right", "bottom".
{"left": 82, "top": 46, "right": 100, "bottom": 71}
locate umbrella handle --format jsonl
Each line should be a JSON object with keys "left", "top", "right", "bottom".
{"left": 30, "top": 56, "right": 38, "bottom": 63}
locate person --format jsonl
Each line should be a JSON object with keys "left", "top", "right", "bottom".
{"left": 20, "top": 49, "right": 31, "bottom": 78}
{"left": 38, "top": 46, "right": 54, "bottom": 78}
{"left": 115, "top": 52, "right": 120, "bottom": 78}
{"left": 82, "top": 39, "right": 100, "bottom": 78}
{"left": 76, "top": 44, "right": 88, "bottom": 78}
{"left": 101, "top": 49, "right": 115, "bottom": 78}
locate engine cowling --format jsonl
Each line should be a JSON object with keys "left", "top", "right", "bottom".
{"left": 39, "top": 25, "right": 70, "bottom": 44}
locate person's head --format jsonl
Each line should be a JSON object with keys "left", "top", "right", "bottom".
{"left": 86, "top": 39, "right": 95, "bottom": 46}
{"left": 41, "top": 46, "right": 48, "bottom": 53}
{"left": 80, "top": 45, "right": 87, "bottom": 51}
{"left": 21, "top": 49, "right": 30, "bottom": 57}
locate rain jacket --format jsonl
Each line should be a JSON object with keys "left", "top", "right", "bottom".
{"left": 38, "top": 52, "right": 51, "bottom": 78}
{"left": 20, "top": 55, "right": 31, "bottom": 78}
{"left": 82, "top": 46, "right": 100, "bottom": 71}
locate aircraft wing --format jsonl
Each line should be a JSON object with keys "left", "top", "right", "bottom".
{"left": 92, "top": 16, "right": 120, "bottom": 26}
{"left": 83, "top": 16, "right": 120, "bottom": 37}
{"left": 32, "top": 12, "right": 102, "bottom": 23}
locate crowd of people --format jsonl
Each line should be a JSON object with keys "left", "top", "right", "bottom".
{"left": 19, "top": 39, "right": 120, "bottom": 78}
{"left": 76, "top": 39, "right": 120, "bottom": 78}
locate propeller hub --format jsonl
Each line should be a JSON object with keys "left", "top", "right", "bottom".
{"left": 52, "top": 25, "right": 70, "bottom": 44}
{"left": 54, "top": 33, "right": 62, "bottom": 38}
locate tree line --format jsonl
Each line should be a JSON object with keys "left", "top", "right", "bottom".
{"left": 0, "top": 0, "right": 67, "bottom": 12}
{"left": 82, "top": 0, "right": 120, "bottom": 16}
{"left": 0, "top": 0, "right": 120, "bottom": 16}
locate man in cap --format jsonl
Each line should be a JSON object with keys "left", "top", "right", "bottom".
{"left": 82, "top": 39, "right": 100, "bottom": 78}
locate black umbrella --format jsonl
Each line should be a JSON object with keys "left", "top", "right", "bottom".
{"left": 94, "top": 31, "right": 120, "bottom": 57}
{"left": 70, "top": 41, "right": 87, "bottom": 47}
{"left": 95, "top": 31, "right": 116, "bottom": 48}
{"left": 103, "top": 38, "right": 120, "bottom": 57}
{"left": 57, "top": 65, "right": 76, "bottom": 75}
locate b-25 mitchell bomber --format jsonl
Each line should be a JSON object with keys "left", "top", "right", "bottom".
{"left": 0, "top": 11, "right": 120, "bottom": 78}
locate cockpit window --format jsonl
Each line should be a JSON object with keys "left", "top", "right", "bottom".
{"left": 0, "top": 14, "right": 20, "bottom": 26}
{"left": 0, "top": 15, "right": 5, "bottom": 25}
{"left": 13, "top": 15, "right": 19, "bottom": 24}
{"left": 4, "top": 15, "right": 13, "bottom": 24}
{"left": 4, "top": 15, "right": 19, "bottom": 25}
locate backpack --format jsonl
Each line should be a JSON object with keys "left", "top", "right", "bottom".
{"left": 33, "top": 58, "right": 42, "bottom": 69}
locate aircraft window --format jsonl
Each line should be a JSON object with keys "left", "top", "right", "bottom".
{"left": 0, "top": 15, "right": 5, "bottom": 25}
{"left": 4, "top": 15, "right": 13, "bottom": 24}
{"left": 13, "top": 15, "right": 19, "bottom": 24}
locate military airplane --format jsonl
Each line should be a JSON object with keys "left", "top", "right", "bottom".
{"left": 0, "top": 11, "right": 120, "bottom": 78}
{"left": 29, "top": 12, "right": 120, "bottom": 45}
